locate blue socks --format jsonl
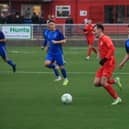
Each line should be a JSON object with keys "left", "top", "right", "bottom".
{"left": 47, "top": 64, "right": 55, "bottom": 69}
{"left": 7, "top": 59, "right": 15, "bottom": 67}
{"left": 7, "top": 59, "right": 16, "bottom": 72}
{"left": 61, "top": 68, "right": 67, "bottom": 79}
{"left": 47, "top": 64, "right": 67, "bottom": 79}
{"left": 47, "top": 64, "right": 60, "bottom": 77}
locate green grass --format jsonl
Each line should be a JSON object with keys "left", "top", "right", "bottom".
{"left": 0, "top": 46, "right": 129, "bottom": 129}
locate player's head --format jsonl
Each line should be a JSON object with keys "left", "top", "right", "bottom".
{"left": 94, "top": 24, "right": 104, "bottom": 38}
{"left": 47, "top": 20, "right": 56, "bottom": 31}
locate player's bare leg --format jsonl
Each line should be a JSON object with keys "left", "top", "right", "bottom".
{"left": 44, "top": 60, "right": 61, "bottom": 81}
{"left": 86, "top": 45, "right": 92, "bottom": 60}
{"left": 108, "top": 77, "right": 122, "bottom": 90}
{"left": 114, "top": 77, "right": 122, "bottom": 90}
{"left": 86, "top": 44, "right": 97, "bottom": 60}
{"left": 93, "top": 77, "right": 102, "bottom": 87}
{"left": 100, "top": 76, "right": 122, "bottom": 105}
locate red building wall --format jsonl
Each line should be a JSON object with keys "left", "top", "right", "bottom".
{"left": 1, "top": 0, "right": 129, "bottom": 24}
{"left": 51, "top": 0, "right": 129, "bottom": 24}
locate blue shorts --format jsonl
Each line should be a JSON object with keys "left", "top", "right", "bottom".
{"left": 0, "top": 45, "right": 7, "bottom": 60}
{"left": 45, "top": 53, "right": 64, "bottom": 66}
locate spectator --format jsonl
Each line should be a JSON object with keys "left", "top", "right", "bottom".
{"left": 0, "top": 14, "right": 5, "bottom": 24}
{"left": 0, "top": 12, "right": 7, "bottom": 24}
{"left": 39, "top": 16, "right": 46, "bottom": 24}
{"left": 31, "top": 12, "right": 39, "bottom": 24}
{"left": 15, "top": 12, "right": 22, "bottom": 24}
{"left": 24, "top": 8, "right": 31, "bottom": 19}
{"left": 6, "top": 13, "right": 13, "bottom": 23}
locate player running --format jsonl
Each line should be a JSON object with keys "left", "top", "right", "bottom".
{"left": 42, "top": 23, "right": 66, "bottom": 67}
{"left": 93, "top": 24, "right": 122, "bottom": 105}
{"left": 83, "top": 20, "right": 97, "bottom": 60}
{"left": 44, "top": 20, "right": 69, "bottom": 86}
{"left": 0, "top": 30, "right": 16, "bottom": 72}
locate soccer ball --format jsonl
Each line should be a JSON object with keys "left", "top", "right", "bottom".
{"left": 61, "top": 93, "right": 72, "bottom": 104}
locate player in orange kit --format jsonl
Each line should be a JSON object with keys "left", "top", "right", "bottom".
{"left": 93, "top": 24, "right": 122, "bottom": 105}
{"left": 84, "top": 20, "right": 97, "bottom": 60}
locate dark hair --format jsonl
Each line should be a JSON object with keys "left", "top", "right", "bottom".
{"left": 95, "top": 24, "right": 104, "bottom": 31}
{"left": 48, "top": 20, "right": 55, "bottom": 24}
{"left": 128, "top": 24, "right": 129, "bottom": 28}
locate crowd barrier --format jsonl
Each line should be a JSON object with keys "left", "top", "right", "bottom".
{"left": 0, "top": 24, "right": 128, "bottom": 40}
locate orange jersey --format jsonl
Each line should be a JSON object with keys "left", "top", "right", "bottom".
{"left": 84, "top": 24, "right": 94, "bottom": 38}
{"left": 98, "top": 35, "right": 115, "bottom": 59}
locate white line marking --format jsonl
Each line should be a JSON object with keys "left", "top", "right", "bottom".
{"left": 0, "top": 71, "right": 129, "bottom": 75}
{"left": 9, "top": 51, "right": 36, "bottom": 54}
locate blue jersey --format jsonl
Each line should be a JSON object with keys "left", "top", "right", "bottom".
{"left": 43, "top": 29, "right": 49, "bottom": 47}
{"left": 46, "top": 29, "right": 64, "bottom": 55}
{"left": 125, "top": 39, "right": 129, "bottom": 53}
{"left": 0, "top": 31, "right": 6, "bottom": 59}
{"left": 0, "top": 31, "right": 6, "bottom": 46}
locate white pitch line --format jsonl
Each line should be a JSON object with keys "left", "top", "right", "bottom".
{"left": 0, "top": 71, "right": 129, "bottom": 75}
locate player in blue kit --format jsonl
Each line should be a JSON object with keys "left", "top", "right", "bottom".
{"left": 44, "top": 20, "right": 69, "bottom": 86}
{"left": 42, "top": 24, "right": 66, "bottom": 62}
{"left": 119, "top": 39, "right": 129, "bottom": 69}
{"left": 0, "top": 30, "right": 16, "bottom": 72}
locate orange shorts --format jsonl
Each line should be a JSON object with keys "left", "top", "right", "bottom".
{"left": 96, "top": 58, "right": 115, "bottom": 78}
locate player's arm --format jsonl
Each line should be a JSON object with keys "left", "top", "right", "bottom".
{"left": 42, "top": 31, "right": 48, "bottom": 48}
{"left": 105, "top": 38, "right": 114, "bottom": 59}
{"left": 118, "top": 54, "right": 129, "bottom": 69}
{"left": 43, "top": 39, "right": 48, "bottom": 47}
{"left": 0, "top": 39, "right": 6, "bottom": 42}
{"left": 42, "top": 30, "right": 49, "bottom": 53}
{"left": 91, "top": 28, "right": 95, "bottom": 34}
{"left": 52, "top": 39, "right": 66, "bottom": 44}
{"left": 83, "top": 28, "right": 88, "bottom": 34}
{"left": 83, "top": 29, "right": 88, "bottom": 34}
{"left": 119, "top": 42, "right": 129, "bottom": 69}
{"left": 0, "top": 31, "right": 6, "bottom": 43}
{"left": 43, "top": 38, "right": 49, "bottom": 53}
{"left": 99, "top": 38, "right": 114, "bottom": 65}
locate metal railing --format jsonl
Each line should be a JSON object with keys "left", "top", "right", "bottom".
{"left": 32, "top": 24, "right": 129, "bottom": 40}
{"left": 0, "top": 24, "right": 128, "bottom": 40}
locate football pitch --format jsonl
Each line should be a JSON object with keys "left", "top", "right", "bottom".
{"left": 0, "top": 46, "right": 129, "bottom": 129}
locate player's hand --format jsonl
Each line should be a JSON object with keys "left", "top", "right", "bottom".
{"left": 118, "top": 63, "right": 124, "bottom": 69}
{"left": 44, "top": 47, "right": 48, "bottom": 53}
{"left": 52, "top": 40, "right": 58, "bottom": 44}
{"left": 99, "top": 58, "right": 108, "bottom": 66}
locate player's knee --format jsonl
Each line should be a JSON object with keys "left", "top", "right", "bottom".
{"left": 89, "top": 45, "right": 93, "bottom": 48}
{"left": 93, "top": 81, "right": 100, "bottom": 87}
{"left": 100, "top": 80, "right": 106, "bottom": 86}
{"left": 44, "top": 61, "right": 50, "bottom": 67}
{"left": 59, "top": 66, "right": 64, "bottom": 69}
{"left": 2, "top": 57, "right": 7, "bottom": 62}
